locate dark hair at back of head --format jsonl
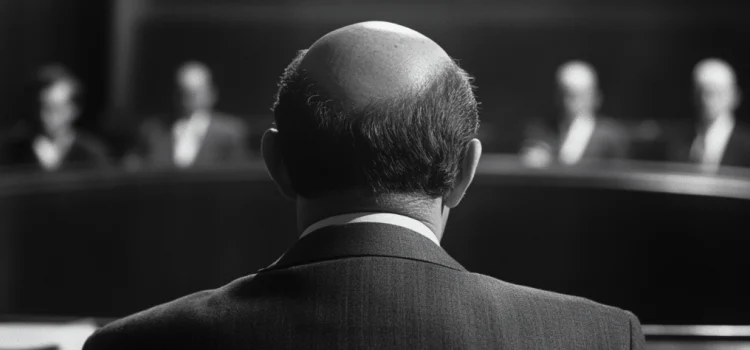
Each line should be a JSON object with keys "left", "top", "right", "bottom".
{"left": 272, "top": 50, "right": 480, "bottom": 199}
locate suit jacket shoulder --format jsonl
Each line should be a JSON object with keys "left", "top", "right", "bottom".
{"left": 74, "top": 132, "right": 110, "bottom": 160}
{"left": 86, "top": 272, "right": 643, "bottom": 350}
{"left": 724, "top": 121, "right": 750, "bottom": 167}
{"left": 468, "top": 273, "right": 643, "bottom": 349}
{"left": 595, "top": 116, "right": 628, "bottom": 138}
{"left": 209, "top": 112, "right": 248, "bottom": 140}
{"left": 84, "top": 224, "right": 645, "bottom": 350}
{"left": 588, "top": 116, "right": 630, "bottom": 159}
{"left": 83, "top": 289, "right": 221, "bottom": 350}
{"left": 84, "top": 273, "right": 269, "bottom": 350}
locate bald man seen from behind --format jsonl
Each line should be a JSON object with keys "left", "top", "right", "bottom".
{"left": 84, "top": 22, "right": 644, "bottom": 350}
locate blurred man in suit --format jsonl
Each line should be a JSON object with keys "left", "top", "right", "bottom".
{"left": 85, "top": 22, "right": 644, "bottom": 349}
{"left": 124, "top": 61, "right": 250, "bottom": 169}
{"left": 667, "top": 59, "right": 750, "bottom": 171}
{"left": 520, "top": 61, "right": 629, "bottom": 167}
{"left": 0, "top": 65, "right": 109, "bottom": 172}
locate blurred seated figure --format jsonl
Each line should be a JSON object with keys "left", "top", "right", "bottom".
{"left": 124, "top": 61, "right": 250, "bottom": 170}
{"left": 0, "top": 65, "right": 109, "bottom": 172}
{"left": 520, "top": 61, "right": 628, "bottom": 167}
{"left": 667, "top": 59, "right": 750, "bottom": 172}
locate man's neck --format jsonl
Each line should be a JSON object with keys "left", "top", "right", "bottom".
{"left": 183, "top": 109, "right": 211, "bottom": 121}
{"left": 296, "top": 191, "right": 447, "bottom": 241}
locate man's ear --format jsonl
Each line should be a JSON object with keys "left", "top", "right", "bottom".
{"left": 444, "top": 139, "right": 482, "bottom": 208}
{"left": 261, "top": 128, "right": 297, "bottom": 201}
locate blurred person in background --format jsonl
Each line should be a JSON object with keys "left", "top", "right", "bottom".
{"left": 520, "top": 60, "right": 629, "bottom": 167}
{"left": 0, "top": 65, "right": 109, "bottom": 172}
{"left": 124, "top": 61, "right": 250, "bottom": 169}
{"left": 667, "top": 58, "right": 750, "bottom": 171}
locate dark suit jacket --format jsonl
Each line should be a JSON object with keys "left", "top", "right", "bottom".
{"left": 84, "top": 222, "right": 644, "bottom": 349}
{"left": 127, "top": 112, "right": 250, "bottom": 169}
{"left": 665, "top": 120, "right": 750, "bottom": 168}
{"left": 522, "top": 116, "right": 630, "bottom": 163}
{"left": 0, "top": 131, "right": 109, "bottom": 172}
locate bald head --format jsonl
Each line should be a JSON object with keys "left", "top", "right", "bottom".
{"left": 298, "top": 21, "right": 454, "bottom": 110}
{"left": 177, "top": 61, "right": 213, "bottom": 90}
{"left": 693, "top": 58, "right": 740, "bottom": 120}
{"left": 271, "top": 21, "right": 479, "bottom": 199}
{"left": 557, "top": 61, "right": 598, "bottom": 92}
{"left": 694, "top": 58, "right": 736, "bottom": 89}
{"left": 556, "top": 60, "right": 601, "bottom": 118}
{"left": 176, "top": 61, "right": 217, "bottom": 114}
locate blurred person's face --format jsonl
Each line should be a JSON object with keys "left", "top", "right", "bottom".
{"left": 178, "top": 65, "right": 216, "bottom": 114}
{"left": 695, "top": 83, "right": 738, "bottom": 121}
{"left": 181, "top": 85, "right": 216, "bottom": 114}
{"left": 40, "top": 80, "right": 78, "bottom": 135}
{"left": 559, "top": 86, "right": 599, "bottom": 119}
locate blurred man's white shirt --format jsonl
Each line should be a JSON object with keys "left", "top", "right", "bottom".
{"left": 520, "top": 142, "right": 554, "bottom": 168}
{"left": 559, "top": 114, "right": 595, "bottom": 165}
{"left": 33, "top": 132, "right": 75, "bottom": 171}
{"left": 173, "top": 111, "right": 211, "bottom": 168}
{"left": 691, "top": 113, "right": 734, "bottom": 171}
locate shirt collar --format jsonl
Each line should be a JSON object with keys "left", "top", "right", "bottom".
{"left": 186, "top": 111, "right": 211, "bottom": 130}
{"left": 559, "top": 114, "right": 596, "bottom": 165}
{"left": 695, "top": 113, "right": 735, "bottom": 169}
{"left": 300, "top": 212, "right": 441, "bottom": 246}
{"left": 706, "top": 113, "right": 734, "bottom": 135}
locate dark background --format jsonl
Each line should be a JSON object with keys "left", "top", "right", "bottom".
{"left": 2, "top": 0, "right": 749, "bottom": 153}
{"left": 128, "top": 0, "right": 750, "bottom": 155}
{"left": 4, "top": 0, "right": 750, "bottom": 153}
{"left": 0, "top": 0, "right": 112, "bottom": 133}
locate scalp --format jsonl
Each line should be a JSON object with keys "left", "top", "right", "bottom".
{"left": 298, "top": 21, "right": 454, "bottom": 111}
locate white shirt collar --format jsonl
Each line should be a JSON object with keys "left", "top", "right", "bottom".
{"left": 692, "top": 113, "right": 735, "bottom": 169}
{"left": 559, "top": 114, "right": 596, "bottom": 165}
{"left": 300, "top": 212, "right": 440, "bottom": 246}
{"left": 173, "top": 111, "right": 212, "bottom": 168}
{"left": 33, "top": 132, "right": 76, "bottom": 171}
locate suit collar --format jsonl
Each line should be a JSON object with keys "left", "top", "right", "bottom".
{"left": 260, "top": 222, "right": 466, "bottom": 273}
{"left": 300, "top": 212, "right": 441, "bottom": 246}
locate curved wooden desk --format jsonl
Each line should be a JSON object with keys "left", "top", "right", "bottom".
{"left": 0, "top": 158, "right": 748, "bottom": 338}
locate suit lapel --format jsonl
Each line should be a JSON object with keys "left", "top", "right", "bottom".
{"left": 190, "top": 115, "right": 214, "bottom": 167}
{"left": 152, "top": 122, "right": 176, "bottom": 167}
{"left": 260, "top": 222, "right": 466, "bottom": 273}
{"left": 721, "top": 123, "right": 749, "bottom": 166}
{"left": 581, "top": 117, "right": 598, "bottom": 159}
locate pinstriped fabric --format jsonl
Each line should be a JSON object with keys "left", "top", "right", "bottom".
{"left": 84, "top": 223, "right": 644, "bottom": 349}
